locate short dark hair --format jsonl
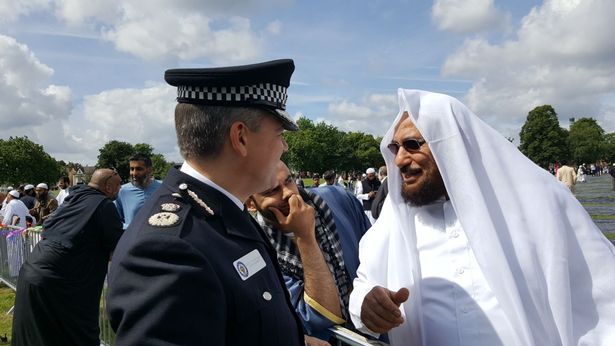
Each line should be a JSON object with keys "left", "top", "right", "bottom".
{"left": 129, "top": 153, "right": 152, "bottom": 167}
{"left": 58, "top": 176, "right": 70, "bottom": 184}
{"left": 175, "top": 104, "right": 265, "bottom": 160}
{"left": 323, "top": 170, "right": 335, "bottom": 180}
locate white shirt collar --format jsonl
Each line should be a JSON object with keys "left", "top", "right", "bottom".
{"left": 180, "top": 162, "right": 244, "bottom": 210}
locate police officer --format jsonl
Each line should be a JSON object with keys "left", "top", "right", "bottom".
{"left": 107, "top": 59, "right": 304, "bottom": 345}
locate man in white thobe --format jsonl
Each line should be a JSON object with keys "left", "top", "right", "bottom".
{"left": 349, "top": 89, "right": 615, "bottom": 346}
{"left": 1, "top": 190, "right": 30, "bottom": 228}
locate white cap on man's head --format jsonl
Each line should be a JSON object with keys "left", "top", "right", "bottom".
{"left": 36, "top": 183, "right": 48, "bottom": 190}
{"left": 8, "top": 190, "right": 19, "bottom": 198}
{"left": 366, "top": 167, "right": 376, "bottom": 174}
{"left": 24, "top": 184, "right": 34, "bottom": 190}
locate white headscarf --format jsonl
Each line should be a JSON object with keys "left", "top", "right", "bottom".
{"left": 349, "top": 89, "right": 615, "bottom": 345}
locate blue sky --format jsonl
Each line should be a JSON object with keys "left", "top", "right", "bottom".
{"left": 1, "top": 0, "right": 614, "bottom": 164}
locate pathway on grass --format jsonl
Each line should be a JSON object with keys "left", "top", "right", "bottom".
{"left": 575, "top": 174, "right": 615, "bottom": 235}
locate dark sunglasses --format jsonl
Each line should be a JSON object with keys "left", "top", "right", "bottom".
{"left": 387, "top": 138, "right": 426, "bottom": 155}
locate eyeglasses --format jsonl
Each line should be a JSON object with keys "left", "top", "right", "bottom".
{"left": 387, "top": 138, "right": 426, "bottom": 155}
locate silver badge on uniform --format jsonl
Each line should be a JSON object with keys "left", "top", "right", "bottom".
{"left": 148, "top": 212, "right": 180, "bottom": 227}
{"left": 161, "top": 203, "right": 181, "bottom": 212}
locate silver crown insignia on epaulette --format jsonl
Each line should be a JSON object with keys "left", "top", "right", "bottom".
{"left": 148, "top": 212, "right": 180, "bottom": 227}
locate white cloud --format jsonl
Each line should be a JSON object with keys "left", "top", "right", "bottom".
{"left": 4, "top": 1, "right": 282, "bottom": 63}
{"left": 442, "top": 0, "right": 615, "bottom": 135}
{"left": 0, "top": 0, "right": 50, "bottom": 23}
{"left": 326, "top": 93, "right": 397, "bottom": 135}
{"left": 0, "top": 34, "right": 183, "bottom": 164}
{"left": 0, "top": 35, "right": 72, "bottom": 129}
{"left": 70, "top": 83, "right": 180, "bottom": 162}
{"left": 49, "top": 0, "right": 277, "bottom": 63}
{"left": 432, "top": 0, "right": 510, "bottom": 34}
{"left": 54, "top": 0, "right": 120, "bottom": 25}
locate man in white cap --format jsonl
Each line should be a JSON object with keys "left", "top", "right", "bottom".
{"left": 20, "top": 184, "right": 36, "bottom": 209}
{"left": 354, "top": 167, "right": 381, "bottom": 224}
{"left": 30, "top": 183, "right": 58, "bottom": 225}
{"left": 349, "top": 89, "right": 615, "bottom": 345}
{"left": 0, "top": 190, "right": 30, "bottom": 228}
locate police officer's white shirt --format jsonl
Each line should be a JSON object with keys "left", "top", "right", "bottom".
{"left": 180, "top": 162, "right": 244, "bottom": 211}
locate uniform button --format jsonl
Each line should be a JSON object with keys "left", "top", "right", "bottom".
{"left": 461, "top": 307, "right": 469, "bottom": 314}
{"left": 456, "top": 267, "right": 465, "bottom": 275}
{"left": 450, "top": 231, "right": 459, "bottom": 238}
{"left": 179, "top": 183, "right": 188, "bottom": 190}
{"left": 262, "top": 291, "right": 272, "bottom": 301}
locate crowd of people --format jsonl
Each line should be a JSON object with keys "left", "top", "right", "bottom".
{"left": 0, "top": 181, "right": 65, "bottom": 228}
{"left": 1, "top": 59, "right": 615, "bottom": 346}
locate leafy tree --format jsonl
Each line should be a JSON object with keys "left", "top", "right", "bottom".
{"left": 519, "top": 105, "right": 570, "bottom": 168}
{"left": 96, "top": 141, "right": 136, "bottom": 182}
{"left": 603, "top": 133, "right": 615, "bottom": 163}
{"left": 569, "top": 118, "right": 605, "bottom": 165}
{"left": 0, "top": 136, "right": 64, "bottom": 186}
{"left": 151, "top": 153, "right": 174, "bottom": 179}
{"left": 133, "top": 143, "right": 155, "bottom": 157}
{"left": 284, "top": 118, "right": 344, "bottom": 173}
{"left": 339, "top": 132, "right": 384, "bottom": 172}
{"left": 283, "top": 117, "right": 384, "bottom": 173}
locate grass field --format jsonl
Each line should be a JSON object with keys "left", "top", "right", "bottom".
{"left": 0, "top": 284, "right": 14, "bottom": 344}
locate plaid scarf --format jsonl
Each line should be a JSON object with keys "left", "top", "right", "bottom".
{"left": 256, "top": 188, "right": 352, "bottom": 321}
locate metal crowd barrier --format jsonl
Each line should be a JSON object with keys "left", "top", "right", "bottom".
{"left": 0, "top": 225, "right": 384, "bottom": 346}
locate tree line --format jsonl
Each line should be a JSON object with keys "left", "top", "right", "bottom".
{"left": 0, "top": 119, "right": 385, "bottom": 187}
{"left": 283, "top": 117, "right": 384, "bottom": 174}
{"left": 519, "top": 105, "right": 615, "bottom": 168}
{"left": 4, "top": 107, "right": 611, "bottom": 187}
{"left": 0, "top": 137, "right": 173, "bottom": 187}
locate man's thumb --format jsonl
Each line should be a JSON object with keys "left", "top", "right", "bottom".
{"left": 391, "top": 287, "right": 409, "bottom": 306}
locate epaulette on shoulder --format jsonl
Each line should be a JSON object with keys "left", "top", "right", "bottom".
{"left": 144, "top": 193, "right": 191, "bottom": 235}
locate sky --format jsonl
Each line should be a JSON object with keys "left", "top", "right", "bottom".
{"left": 1, "top": 0, "right": 614, "bottom": 165}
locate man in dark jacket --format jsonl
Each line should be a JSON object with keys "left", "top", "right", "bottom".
{"left": 12, "top": 169, "right": 123, "bottom": 346}
{"left": 371, "top": 165, "right": 388, "bottom": 220}
{"left": 355, "top": 167, "right": 381, "bottom": 224}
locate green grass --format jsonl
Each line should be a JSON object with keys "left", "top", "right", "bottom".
{"left": 604, "top": 232, "right": 615, "bottom": 241}
{"left": 0, "top": 284, "right": 14, "bottom": 344}
{"left": 590, "top": 214, "right": 615, "bottom": 220}
{"left": 581, "top": 202, "right": 615, "bottom": 207}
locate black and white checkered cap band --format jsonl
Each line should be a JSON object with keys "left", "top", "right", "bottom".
{"left": 178, "top": 83, "right": 288, "bottom": 110}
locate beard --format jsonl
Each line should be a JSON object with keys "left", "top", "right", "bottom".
{"left": 400, "top": 165, "right": 447, "bottom": 206}
{"left": 132, "top": 176, "right": 148, "bottom": 188}
{"left": 255, "top": 203, "right": 289, "bottom": 228}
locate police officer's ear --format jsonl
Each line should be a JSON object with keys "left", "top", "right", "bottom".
{"left": 229, "top": 121, "right": 249, "bottom": 157}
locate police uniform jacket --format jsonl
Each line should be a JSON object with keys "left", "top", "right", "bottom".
{"left": 107, "top": 168, "right": 304, "bottom": 345}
